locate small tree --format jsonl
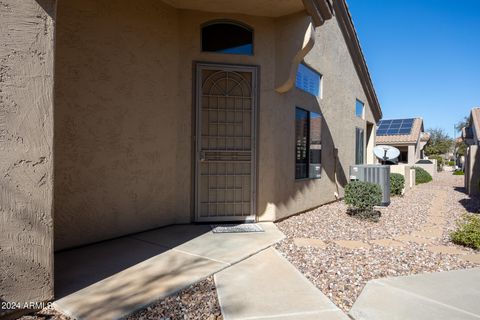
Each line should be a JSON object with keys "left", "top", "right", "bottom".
{"left": 454, "top": 116, "right": 470, "bottom": 133}
{"left": 456, "top": 140, "right": 467, "bottom": 157}
{"left": 428, "top": 154, "right": 444, "bottom": 171}
{"left": 424, "top": 128, "right": 453, "bottom": 156}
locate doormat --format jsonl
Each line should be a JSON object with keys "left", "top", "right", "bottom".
{"left": 211, "top": 224, "right": 264, "bottom": 233}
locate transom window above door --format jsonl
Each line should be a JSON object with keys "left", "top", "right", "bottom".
{"left": 201, "top": 21, "right": 253, "bottom": 55}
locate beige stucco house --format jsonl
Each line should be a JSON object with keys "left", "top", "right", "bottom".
{"left": 462, "top": 108, "right": 480, "bottom": 196}
{"left": 376, "top": 118, "right": 429, "bottom": 165}
{"left": 1, "top": 0, "right": 382, "bottom": 306}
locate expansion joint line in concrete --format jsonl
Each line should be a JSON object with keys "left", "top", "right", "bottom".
{"left": 130, "top": 235, "right": 280, "bottom": 269}
{"left": 170, "top": 248, "right": 230, "bottom": 265}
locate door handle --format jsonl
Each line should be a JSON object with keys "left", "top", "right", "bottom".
{"left": 200, "top": 151, "right": 206, "bottom": 162}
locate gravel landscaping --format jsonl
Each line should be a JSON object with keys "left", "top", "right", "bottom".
{"left": 18, "top": 308, "right": 70, "bottom": 320}
{"left": 19, "top": 277, "right": 221, "bottom": 320}
{"left": 127, "top": 277, "right": 222, "bottom": 320}
{"left": 442, "top": 174, "right": 480, "bottom": 245}
{"left": 275, "top": 171, "right": 480, "bottom": 312}
{"left": 19, "top": 171, "right": 480, "bottom": 318}
{"left": 276, "top": 186, "right": 434, "bottom": 242}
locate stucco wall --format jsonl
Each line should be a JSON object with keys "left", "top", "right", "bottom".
{"left": 366, "top": 123, "right": 376, "bottom": 164}
{"left": 259, "top": 16, "right": 377, "bottom": 221}
{"left": 178, "top": 11, "right": 378, "bottom": 222}
{"left": 54, "top": 1, "right": 282, "bottom": 249}
{"left": 408, "top": 144, "right": 416, "bottom": 164}
{"left": 54, "top": 0, "right": 185, "bottom": 250}
{"left": 53, "top": 1, "right": 378, "bottom": 248}
{"left": 466, "top": 145, "right": 480, "bottom": 196}
{"left": 0, "top": 0, "right": 55, "bottom": 305}
{"left": 415, "top": 160, "right": 437, "bottom": 177}
{"left": 390, "top": 165, "right": 413, "bottom": 191}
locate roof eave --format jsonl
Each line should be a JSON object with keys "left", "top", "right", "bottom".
{"left": 376, "top": 140, "right": 416, "bottom": 145}
{"left": 333, "top": 0, "right": 382, "bottom": 122}
{"left": 302, "top": 0, "right": 334, "bottom": 27}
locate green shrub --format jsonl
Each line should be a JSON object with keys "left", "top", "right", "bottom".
{"left": 428, "top": 155, "right": 444, "bottom": 171}
{"left": 453, "top": 170, "right": 464, "bottom": 176}
{"left": 344, "top": 181, "right": 382, "bottom": 221}
{"left": 448, "top": 160, "right": 455, "bottom": 166}
{"left": 451, "top": 214, "right": 480, "bottom": 250}
{"left": 390, "top": 173, "right": 405, "bottom": 196}
{"left": 412, "top": 166, "right": 432, "bottom": 184}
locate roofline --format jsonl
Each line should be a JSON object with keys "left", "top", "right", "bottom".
{"left": 332, "top": 0, "right": 382, "bottom": 122}
{"left": 376, "top": 141, "right": 416, "bottom": 146}
{"left": 379, "top": 117, "right": 421, "bottom": 121}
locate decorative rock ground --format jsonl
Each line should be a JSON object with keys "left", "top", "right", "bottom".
{"left": 276, "top": 171, "right": 480, "bottom": 312}
{"left": 22, "top": 171, "right": 480, "bottom": 318}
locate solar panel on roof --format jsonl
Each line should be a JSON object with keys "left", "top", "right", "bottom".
{"left": 376, "top": 118, "right": 415, "bottom": 136}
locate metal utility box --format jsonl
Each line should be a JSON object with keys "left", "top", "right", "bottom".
{"left": 349, "top": 165, "right": 391, "bottom": 206}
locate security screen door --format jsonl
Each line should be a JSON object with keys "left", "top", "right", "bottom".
{"left": 195, "top": 64, "right": 257, "bottom": 222}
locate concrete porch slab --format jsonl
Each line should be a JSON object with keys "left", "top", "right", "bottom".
{"left": 53, "top": 223, "right": 284, "bottom": 320}
{"left": 215, "top": 248, "right": 348, "bottom": 320}
{"left": 54, "top": 249, "right": 226, "bottom": 320}
{"left": 54, "top": 237, "right": 169, "bottom": 298}
{"left": 349, "top": 268, "right": 480, "bottom": 320}
{"left": 132, "top": 222, "right": 285, "bottom": 264}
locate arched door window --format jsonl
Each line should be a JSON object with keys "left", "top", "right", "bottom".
{"left": 201, "top": 21, "right": 253, "bottom": 55}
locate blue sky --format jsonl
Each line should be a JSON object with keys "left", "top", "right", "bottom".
{"left": 347, "top": 0, "right": 480, "bottom": 137}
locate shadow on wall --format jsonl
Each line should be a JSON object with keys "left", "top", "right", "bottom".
{"left": 53, "top": 0, "right": 190, "bottom": 250}
{"left": 35, "top": 0, "right": 55, "bottom": 17}
{"left": 259, "top": 91, "right": 348, "bottom": 219}
{"left": 0, "top": 181, "right": 53, "bottom": 303}
{"left": 457, "top": 150, "right": 480, "bottom": 213}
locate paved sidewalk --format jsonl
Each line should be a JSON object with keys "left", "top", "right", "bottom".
{"left": 349, "top": 268, "right": 480, "bottom": 320}
{"left": 215, "top": 248, "right": 348, "bottom": 320}
{"left": 53, "top": 223, "right": 284, "bottom": 320}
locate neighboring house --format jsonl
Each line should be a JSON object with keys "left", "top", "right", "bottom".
{"left": 0, "top": 0, "right": 382, "bottom": 304}
{"left": 455, "top": 136, "right": 465, "bottom": 168}
{"left": 376, "top": 118, "right": 429, "bottom": 165}
{"left": 462, "top": 107, "right": 480, "bottom": 196}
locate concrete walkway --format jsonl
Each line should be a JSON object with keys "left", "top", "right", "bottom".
{"left": 349, "top": 268, "right": 480, "bottom": 320}
{"left": 53, "top": 223, "right": 284, "bottom": 320}
{"left": 215, "top": 248, "right": 348, "bottom": 320}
